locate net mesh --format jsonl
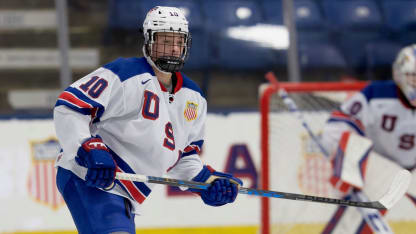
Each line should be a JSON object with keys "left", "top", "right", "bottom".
{"left": 269, "top": 92, "right": 347, "bottom": 112}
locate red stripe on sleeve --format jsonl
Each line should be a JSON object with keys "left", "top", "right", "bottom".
{"left": 58, "top": 91, "right": 93, "bottom": 109}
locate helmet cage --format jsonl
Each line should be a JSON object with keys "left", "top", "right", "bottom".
{"left": 144, "top": 29, "right": 191, "bottom": 73}
{"left": 397, "top": 72, "right": 416, "bottom": 104}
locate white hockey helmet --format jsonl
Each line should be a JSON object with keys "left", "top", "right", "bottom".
{"left": 393, "top": 44, "right": 416, "bottom": 106}
{"left": 142, "top": 6, "right": 191, "bottom": 73}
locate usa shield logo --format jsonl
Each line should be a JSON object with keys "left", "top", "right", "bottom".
{"left": 184, "top": 101, "right": 198, "bottom": 121}
{"left": 27, "top": 137, "right": 65, "bottom": 209}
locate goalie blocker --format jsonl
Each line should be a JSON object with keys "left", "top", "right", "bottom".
{"left": 330, "top": 131, "right": 415, "bottom": 198}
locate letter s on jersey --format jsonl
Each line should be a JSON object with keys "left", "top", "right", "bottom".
{"left": 163, "top": 122, "right": 175, "bottom": 151}
{"left": 399, "top": 134, "right": 415, "bottom": 150}
{"left": 141, "top": 91, "right": 176, "bottom": 151}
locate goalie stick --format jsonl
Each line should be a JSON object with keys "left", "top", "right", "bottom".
{"left": 265, "top": 72, "right": 408, "bottom": 233}
{"left": 115, "top": 170, "right": 410, "bottom": 210}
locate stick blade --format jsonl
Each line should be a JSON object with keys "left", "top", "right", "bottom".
{"left": 378, "top": 169, "right": 411, "bottom": 209}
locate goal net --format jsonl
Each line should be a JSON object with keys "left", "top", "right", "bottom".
{"left": 259, "top": 79, "right": 367, "bottom": 234}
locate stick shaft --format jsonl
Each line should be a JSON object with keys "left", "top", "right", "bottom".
{"left": 115, "top": 172, "right": 386, "bottom": 210}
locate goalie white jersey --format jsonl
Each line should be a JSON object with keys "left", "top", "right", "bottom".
{"left": 323, "top": 80, "right": 416, "bottom": 170}
{"left": 321, "top": 80, "right": 416, "bottom": 234}
{"left": 54, "top": 57, "right": 205, "bottom": 213}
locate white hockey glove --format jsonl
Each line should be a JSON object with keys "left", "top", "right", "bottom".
{"left": 409, "top": 169, "right": 416, "bottom": 200}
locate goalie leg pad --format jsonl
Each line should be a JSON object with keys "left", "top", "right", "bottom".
{"left": 322, "top": 199, "right": 366, "bottom": 234}
{"left": 409, "top": 169, "right": 416, "bottom": 198}
{"left": 330, "top": 132, "right": 373, "bottom": 193}
{"left": 322, "top": 196, "right": 390, "bottom": 234}
{"left": 407, "top": 194, "right": 416, "bottom": 206}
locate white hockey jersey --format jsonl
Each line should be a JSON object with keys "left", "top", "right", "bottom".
{"left": 322, "top": 80, "right": 416, "bottom": 170}
{"left": 54, "top": 57, "right": 206, "bottom": 214}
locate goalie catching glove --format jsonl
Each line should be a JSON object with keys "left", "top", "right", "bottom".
{"left": 75, "top": 136, "right": 117, "bottom": 190}
{"left": 191, "top": 165, "right": 243, "bottom": 206}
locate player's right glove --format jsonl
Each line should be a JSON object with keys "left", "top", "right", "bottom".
{"left": 191, "top": 165, "right": 243, "bottom": 207}
{"left": 75, "top": 136, "right": 117, "bottom": 189}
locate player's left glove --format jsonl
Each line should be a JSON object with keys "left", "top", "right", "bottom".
{"left": 191, "top": 165, "right": 243, "bottom": 207}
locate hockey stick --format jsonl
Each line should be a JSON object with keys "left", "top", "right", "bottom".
{"left": 115, "top": 170, "right": 409, "bottom": 210}
{"left": 272, "top": 79, "right": 404, "bottom": 232}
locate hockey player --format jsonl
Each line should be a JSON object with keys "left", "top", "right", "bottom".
{"left": 53, "top": 6, "right": 242, "bottom": 234}
{"left": 321, "top": 45, "right": 416, "bottom": 233}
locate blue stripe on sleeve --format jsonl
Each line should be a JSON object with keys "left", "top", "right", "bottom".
{"left": 66, "top": 87, "right": 105, "bottom": 118}
{"left": 181, "top": 140, "right": 204, "bottom": 158}
{"left": 327, "top": 118, "right": 365, "bottom": 136}
{"left": 190, "top": 140, "right": 204, "bottom": 148}
{"left": 182, "top": 149, "right": 198, "bottom": 158}
{"left": 55, "top": 87, "right": 106, "bottom": 122}
{"left": 55, "top": 100, "right": 93, "bottom": 115}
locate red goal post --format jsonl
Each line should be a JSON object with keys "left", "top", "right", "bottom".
{"left": 259, "top": 77, "right": 367, "bottom": 234}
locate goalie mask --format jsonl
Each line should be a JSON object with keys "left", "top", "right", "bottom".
{"left": 142, "top": 6, "right": 191, "bottom": 73}
{"left": 393, "top": 44, "right": 416, "bottom": 107}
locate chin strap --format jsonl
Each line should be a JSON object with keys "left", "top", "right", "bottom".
{"left": 142, "top": 46, "right": 172, "bottom": 75}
